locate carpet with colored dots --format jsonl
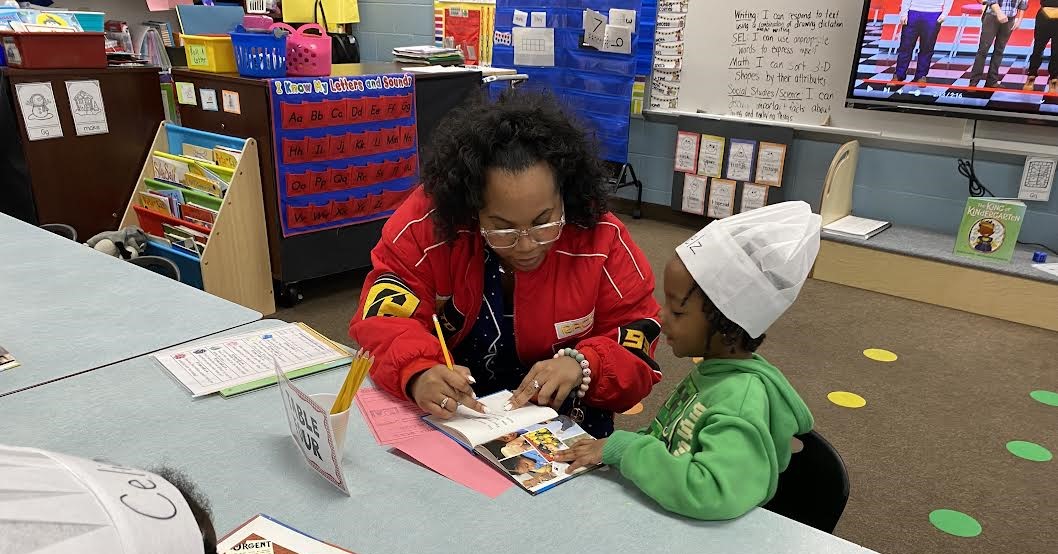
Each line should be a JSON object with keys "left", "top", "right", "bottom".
{"left": 278, "top": 213, "right": 1058, "bottom": 554}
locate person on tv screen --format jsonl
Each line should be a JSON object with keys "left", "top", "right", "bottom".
{"left": 1024, "top": 1, "right": 1058, "bottom": 93}
{"left": 970, "top": 0, "right": 1027, "bottom": 89}
{"left": 894, "top": 0, "right": 955, "bottom": 83}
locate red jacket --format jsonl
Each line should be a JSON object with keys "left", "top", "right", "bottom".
{"left": 349, "top": 188, "right": 662, "bottom": 412}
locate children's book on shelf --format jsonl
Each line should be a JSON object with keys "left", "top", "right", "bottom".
{"left": 218, "top": 514, "right": 357, "bottom": 554}
{"left": 953, "top": 197, "right": 1026, "bottom": 263}
{"left": 822, "top": 215, "right": 890, "bottom": 240}
{"left": 213, "top": 146, "right": 242, "bottom": 169}
{"left": 425, "top": 390, "right": 600, "bottom": 494}
{"left": 152, "top": 322, "right": 351, "bottom": 398}
{"left": 138, "top": 191, "right": 174, "bottom": 216}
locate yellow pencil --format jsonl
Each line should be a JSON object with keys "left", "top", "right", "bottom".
{"left": 331, "top": 350, "right": 369, "bottom": 414}
{"left": 432, "top": 314, "right": 455, "bottom": 370}
{"left": 331, "top": 359, "right": 359, "bottom": 414}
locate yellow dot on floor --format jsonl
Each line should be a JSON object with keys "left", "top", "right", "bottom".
{"left": 828, "top": 391, "right": 867, "bottom": 408}
{"left": 622, "top": 402, "right": 644, "bottom": 415}
{"left": 863, "top": 348, "right": 898, "bottom": 362}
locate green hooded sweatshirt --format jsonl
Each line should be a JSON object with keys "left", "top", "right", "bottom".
{"left": 602, "top": 354, "right": 814, "bottom": 520}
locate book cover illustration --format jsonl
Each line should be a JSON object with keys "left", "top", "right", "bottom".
{"left": 478, "top": 416, "right": 595, "bottom": 494}
{"left": 954, "top": 198, "right": 1026, "bottom": 263}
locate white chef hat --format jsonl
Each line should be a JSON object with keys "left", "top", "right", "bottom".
{"left": 675, "top": 201, "right": 821, "bottom": 339}
{"left": 0, "top": 445, "right": 205, "bottom": 554}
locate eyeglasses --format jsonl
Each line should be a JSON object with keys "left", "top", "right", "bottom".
{"left": 480, "top": 215, "right": 566, "bottom": 249}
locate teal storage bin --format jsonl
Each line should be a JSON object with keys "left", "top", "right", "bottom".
{"left": 70, "top": 11, "right": 105, "bottom": 32}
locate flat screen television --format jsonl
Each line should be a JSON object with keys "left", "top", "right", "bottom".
{"left": 846, "top": 0, "right": 1058, "bottom": 125}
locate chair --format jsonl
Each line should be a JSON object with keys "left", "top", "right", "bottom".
{"left": 128, "top": 255, "right": 182, "bottom": 282}
{"left": 40, "top": 223, "right": 77, "bottom": 242}
{"left": 950, "top": 3, "right": 984, "bottom": 58}
{"left": 762, "top": 430, "right": 850, "bottom": 534}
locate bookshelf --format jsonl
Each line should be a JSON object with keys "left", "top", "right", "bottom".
{"left": 119, "top": 122, "right": 275, "bottom": 315}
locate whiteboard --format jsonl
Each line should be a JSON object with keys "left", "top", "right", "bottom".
{"left": 677, "top": 0, "right": 971, "bottom": 143}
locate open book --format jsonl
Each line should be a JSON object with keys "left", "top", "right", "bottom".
{"left": 425, "top": 390, "right": 599, "bottom": 494}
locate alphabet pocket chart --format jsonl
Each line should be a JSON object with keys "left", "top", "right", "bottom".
{"left": 270, "top": 74, "right": 419, "bottom": 237}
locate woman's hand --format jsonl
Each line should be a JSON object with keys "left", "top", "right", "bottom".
{"left": 507, "top": 355, "right": 583, "bottom": 410}
{"left": 408, "top": 364, "right": 486, "bottom": 419}
{"left": 554, "top": 438, "right": 607, "bottom": 473}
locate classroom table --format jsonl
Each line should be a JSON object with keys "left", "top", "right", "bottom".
{"left": 0, "top": 320, "right": 876, "bottom": 554}
{"left": 0, "top": 213, "right": 261, "bottom": 396}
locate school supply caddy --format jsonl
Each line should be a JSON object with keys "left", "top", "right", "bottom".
{"left": 425, "top": 390, "right": 599, "bottom": 494}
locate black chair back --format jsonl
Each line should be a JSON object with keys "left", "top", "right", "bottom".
{"left": 129, "top": 256, "right": 181, "bottom": 282}
{"left": 40, "top": 223, "right": 77, "bottom": 242}
{"left": 763, "top": 430, "right": 850, "bottom": 534}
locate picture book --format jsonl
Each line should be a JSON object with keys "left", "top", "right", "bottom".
{"left": 953, "top": 197, "right": 1026, "bottom": 263}
{"left": 218, "top": 514, "right": 357, "bottom": 554}
{"left": 183, "top": 173, "right": 224, "bottom": 197}
{"left": 213, "top": 146, "right": 242, "bottom": 169}
{"left": 181, "top": 143, "right": 214, "bottom": 162}
{"left": 181, "top": 202, "right": 217, "bottom": 226}
{"left": 138, "top": 191, "right": 173, "bottom": 216}
{"left": 425, "top": 390, "right": 599, "bottom": 495}
{"left": 153, "top": 188, "right": 185, "bottom": 219}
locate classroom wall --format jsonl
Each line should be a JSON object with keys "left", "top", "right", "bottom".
{"left": 352, "top": 0, "right": 436, "bottom": 62}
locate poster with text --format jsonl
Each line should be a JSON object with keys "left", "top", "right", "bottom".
{"left": 270, "top": 74, "right": 419, "bottom": 237}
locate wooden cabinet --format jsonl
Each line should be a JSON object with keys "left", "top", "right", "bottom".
{"left": 0, "top": 67, "right": 164, "bottom": 239}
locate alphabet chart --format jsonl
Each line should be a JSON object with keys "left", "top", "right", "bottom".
{"left": 270, "top": 74, "right": 419, "bottom": 237}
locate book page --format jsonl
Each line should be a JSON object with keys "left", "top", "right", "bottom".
{"left": 477, "top": 415, "right": 598, "bottom": 494}
{"left": 823, "top": 215, "right": 888, "bottom": 236}
{"left": 428, "top": 390, "right": 556, "bottom": 446}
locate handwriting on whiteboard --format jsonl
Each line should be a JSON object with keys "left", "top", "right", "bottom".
{"left": 726, "top": 8, "right": 843, "bottom": 123}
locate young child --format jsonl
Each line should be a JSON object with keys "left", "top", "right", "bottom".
{"left": 556, "top": 201, "right": 821, "bottom": 521}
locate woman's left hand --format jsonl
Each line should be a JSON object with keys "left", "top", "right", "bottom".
{"left": 507, "top": 355, "right": 583, "bottom": 410}
{"left": 554, "top": 438, "right": 607, "bottom": 473}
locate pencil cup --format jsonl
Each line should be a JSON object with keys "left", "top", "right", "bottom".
{"left": 310, "top": 393, "right": 350, "bottom": 462}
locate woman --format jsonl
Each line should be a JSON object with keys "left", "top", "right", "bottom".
{"left": 1023, "top": 1, "right": 1058, "bottom": 93}
{"left": 349, "top": 92, "right": 661, "bottom": 438}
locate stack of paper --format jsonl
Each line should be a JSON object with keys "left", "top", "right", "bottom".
{"left": 392, "top": 45, "right": 464, "bottom": 66}
{"left": 822, "top": 215, "right": 891, "bottom": 240}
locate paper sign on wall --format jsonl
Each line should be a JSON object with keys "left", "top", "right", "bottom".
{"left": 602, "top": 24, "right": 632, "bottom": 54}
{"left": 513, "top": 27, "right": 554, "bottom": 66}
{"left": 697, "top": 134, "right": 725, "bottom": 178}
{"left": 65, "top": 80, "right": 108, "bottom": 136}
{"left": 513, "top": 9, "right": 528, "bottom": 27}
{"left": 14, "top": 82, "right": 63, "bottom": 141}
{"left": 741, "top": 183, "right": 769, "bottom": 212}
{"left": 222, "top": 90, "right": 241, "bottom": 114}
{"left": 1018, "top": 156, "right": 1056, "bottom": 202}
{"left": 725, "top": 138, "right": 757, "bottom": 182}
{"left": 175, "top": 82, "right": 197, "bottom": 105}
{"left": 682, "top": 173, "right": 706, "bottom": 214}
{"left": 755, "top": 142, "right": 787, "bottom": 186}
{"left": 707, "top": 178, "right": 736, "bottom": 219}
{"left": 494, "top": 29, "right": 512, "bottom": 46}
{"left": 530, "top": 11, "right": 546, "bottom": 27}
{"left": 200, "top": 88, "right": 219, "bottom": 111}
{"left": 609, "top": 8, "right": 635, "bottom": 27}
{"left": 276, "top": 363, "right": 349, "bottom": 495}
{"left": 674, "top": 131, "right": 699, "bottom": 173}
{"left": 583, "top": 9, "right": 606, "bottom": 50}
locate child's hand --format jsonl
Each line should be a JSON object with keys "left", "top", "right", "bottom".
{"left": 555, "top": 438, "right": 607, "bottom": 473}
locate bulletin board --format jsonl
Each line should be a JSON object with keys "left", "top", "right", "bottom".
{"left": 269, "top": 74, "right": 418, "bottom": 237}
{"left": 434, "top": 0, "right": 497, "bottom": 66}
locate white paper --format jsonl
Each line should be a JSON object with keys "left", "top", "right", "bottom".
{"left": 1018, "top": 156, "right": 1056, "bottom": 202}
{"left": 425, "top": 390, "right": 556, "bottom": 446}
{"left": 152, "top": 323, "right": 349, "bottom": 397}
{"left": 277, "top": 364, "right": 349, "bottom": 495}
{"left": 707, "top": 178, "right": 736, "bottom": 219}
{"left": 602, "top": 24, "right": 632, "bottom": 54}
{"left": 222, "top": 89, "right": 241, "bottom": 114}
{"left": 755, "top": 142, "right": 787, "bottom": 186}
{"left": 741, "top": 183, "right": 769, "bottom": 213}
{"left": 494, "top": 29, "right": 512, "bottom": 46}
{"left": 583, "top": 9, "right": 607, "bottom": 50}
{"left": 609, "top": 8, "right": 636, "bottom": 28}
{"left": 530, "top": 11, "right": 547, "bottom": 27}
{"left": 218, "top": 514, "right": 354, "bottom": 554}
{"left": 513, "top": 27, "right": 555, "bottom": 66}
{"left": 674, "top": 131, "right": 699, "bottom": 173}
{"left": 14, "top": 82, "right": 63, "bottom": 141}
{"left": 200, "top": 88, "right": 219, "bottom": 111}
{"left": 726, "top": 141, "right": 756, "bottom": 182}
{"left": 513, "top": 9, "right": 528, "bottom": 27}
{"left": 823, "top": 215, "right": 890, "bottom": 236}
{"left": 1033, "top": 263, "right": 1058, "bottom": 278}
{"left": 682, "top": 173, "right": 707, "bottom": 214}
{"left": 175, "top": 81, "right": 197, "bottom": 105}
{"left": 697, "top": 135, "right": 724, "bottom": 178}
{"left": 64, "top": 80, "right": 108, "bottom": 136}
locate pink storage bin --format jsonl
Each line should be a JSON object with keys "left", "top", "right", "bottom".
{"left": 243, "top": 15, "right": 274, "bottom": 30}
{"left": 269, "top": 23, "right": 331, "bottom": 77}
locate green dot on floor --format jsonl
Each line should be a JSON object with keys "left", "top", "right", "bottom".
{"left": 1006, "top": 440, "right": 1053, "bottom": 462}
{"left": 929, "top": 509, "right": 982, "bottom": 538}
{"left": 1030, "top": 390, "right": 1058, "bottom": 407}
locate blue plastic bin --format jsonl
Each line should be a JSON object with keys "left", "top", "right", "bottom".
{"left": 230, "top": 25, "right": 287, "bottom": 78}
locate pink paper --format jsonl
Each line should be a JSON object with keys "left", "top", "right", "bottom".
{"left": 147, "top": 0, "right": 192, "bottom": 11}
{"left": 354, "top": 387, "right": 434, "bottom": 446}
{"left": 392, "top": 431, "right": 514, "bottom": 498}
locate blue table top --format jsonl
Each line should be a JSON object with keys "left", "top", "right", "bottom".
{"left": 0, "top": 320, "right": 875, "bottom": 554}
{"left": 0, "top": 214, "right": 260, "bottom": 396}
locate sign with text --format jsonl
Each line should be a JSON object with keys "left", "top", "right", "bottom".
{"left": 276, "top": 364, "right": 349, "bottom": 495}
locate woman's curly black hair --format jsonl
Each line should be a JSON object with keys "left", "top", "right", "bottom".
{"left": 683, "top": 283, "right": 766, "bottom": 354}
{"left": 421, "top": 89, "right": 610, "bottom": 242}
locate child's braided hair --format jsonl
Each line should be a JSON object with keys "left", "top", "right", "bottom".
{"left": 684, "top": 283, "right": 766, "bottom": 354}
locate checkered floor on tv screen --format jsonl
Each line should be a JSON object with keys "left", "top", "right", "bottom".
{"left": 851, "top": 22, "right": 1058, "bottom": 113}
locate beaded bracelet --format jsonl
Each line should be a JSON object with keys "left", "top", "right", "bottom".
{"left": 553, "top": 347, "right": 591, "bottom": 398}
